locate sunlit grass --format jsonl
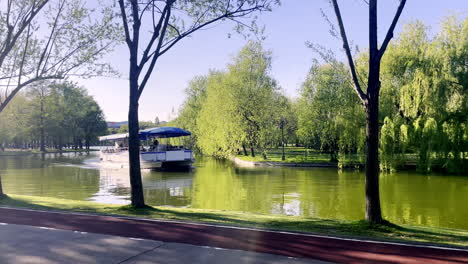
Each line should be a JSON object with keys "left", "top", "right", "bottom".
{"left": 235, "top": 147, "right": 425, "bottom": 167}
{"left": 1, "top": 194, "right": 467, "bottom": 248}
{"left": 236, "top": 147, "right": 339, "bottom": 164}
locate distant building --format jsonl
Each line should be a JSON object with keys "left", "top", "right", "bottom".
{"left": 106, "top": 120, "right": 168, "bottom": 129}
{"left": 106, "top": 121, "right": 128, "bottom": 129}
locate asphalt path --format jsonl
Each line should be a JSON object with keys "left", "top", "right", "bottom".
{"left": 0, "top": 207, "right": 467, "bottom": 264}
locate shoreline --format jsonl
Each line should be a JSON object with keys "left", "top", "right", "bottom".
{"left": 230, "top": 156, "right": 361, "bottom": 168}
{"left": 0, "top": 149, "right": 99, "bottom": 157}
{"left": 229, "top": 156, "right": 451, "bottom": 172}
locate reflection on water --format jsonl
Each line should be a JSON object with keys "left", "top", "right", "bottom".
{"left": 1, "top": 153, "right": 467, "bottom": 230}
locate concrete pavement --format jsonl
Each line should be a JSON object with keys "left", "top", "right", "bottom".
{"left": 0, "top": 223, "right": 330, "bottom": 264}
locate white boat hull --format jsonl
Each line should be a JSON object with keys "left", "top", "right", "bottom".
{"left": 100, "top": 150, "right": 194, "bottom": 169}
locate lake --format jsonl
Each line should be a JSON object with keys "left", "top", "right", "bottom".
{"left": 1, "top": 152, "right": 467, "bottom": 230}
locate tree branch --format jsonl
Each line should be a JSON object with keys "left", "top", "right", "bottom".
{"left": 18, "top": 24, "right": 32, "bottom": 85}
{"left": 158, "top": 4, "right": 266, "bottom": 57}
{"left": 0, "top": 75, "right": 63, "bottom": 113}
{"left": 0, "top": 0, "right": 49, "bottom": 69}
{"left": 378, "top": 0, "right": 407, "bottom": 60}
{"left": 138, "top": 2, "right": 170, "bottom": 73}
{"left": 36, "top": 0, "right": 65, "bottom": 77}
{"left": 330, "top": 0, "right": 367, "bottom": 104}
{"left": 118, "top": 0, "right": 132, "bottom": 46}
{"left": 138, "top": 0, "right": 174, "bottom": 98}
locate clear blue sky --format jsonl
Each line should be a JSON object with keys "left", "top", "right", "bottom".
{"left": 77, "top": 0, "right": 467, "bottom": 122}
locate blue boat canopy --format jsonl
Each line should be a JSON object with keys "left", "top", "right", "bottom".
{"left": 99, "top": 127, "right": 191, "bottom": 141}
{"left": 139, "top": 127, "right": 191, "bottom": 139}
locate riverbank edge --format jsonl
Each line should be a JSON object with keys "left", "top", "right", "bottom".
{"left": 230, "top": 156, "right": 340, "bottom": 168}
{"left": 0, "top": 194, "right": 467, "bottom": 248}
{"left": 0, "top": 149, "right": 99, "bottom": 156}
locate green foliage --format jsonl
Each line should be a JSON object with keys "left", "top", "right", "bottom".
{"left": 296, "top": 16, "right": 467, "bottom": 173}
{"left": 194, "top": 72, "right": 241, "bottom": 157}
{"left": 380, "top": 16, "right": 468, "bottom": 173}
{"left": 297, "top": 61, "right": 365, "bottom": 163}
{"left": 174, "top": 75, "right": 209, "bottom": 150}
{"left": 379, "top": 117, "right": 407, "bottom": 171}
{"left": 177, "top": 42, "right": 290, "bottom": 157}
{"left": 380, "top": 117, "right": 396, "bottom": 171}
{"left": 173, "top": 17, "right": 466, "bottom": 173}
{"left": 0, "top": 0, "right": 117, "bottom": 113}
{"left": 0, "top": 82, "right": 107, "bottom": 150}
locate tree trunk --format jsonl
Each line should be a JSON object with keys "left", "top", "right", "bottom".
{"left": 365, "top": 77, "right": 383, "bottom": 224}
{"left": 40, "top": 98, "right": 46, "bottom": 152}
{"left": 0, "top": 172, "right": 4, "bottom": 198}
{"left": 40, "top": 131, "right": 46, "bottom": 152}
{"left": 250, "top": 146, "right": 255, "bottom": 157}
{"left": 128, "top": 79, "right": 145, "bottom": 208}
{"left": 242, "top": 144, "right": 248, "bottom": 156}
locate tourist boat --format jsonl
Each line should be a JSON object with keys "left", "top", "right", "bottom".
{"left": 99, "top": 127, "right": 194, "bottom": 169}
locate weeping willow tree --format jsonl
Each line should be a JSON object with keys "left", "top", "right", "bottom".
{"left": 298, "top": 16, "right": 466, "bottom": 175}
{"left": 380, "top": 16, "right": 467, "bottom": 173}
{"left": 196, "top": 42, "right": 282, "bottom": 158}
{"left": 297, "top": 61, "right": 365, "bottom": 164}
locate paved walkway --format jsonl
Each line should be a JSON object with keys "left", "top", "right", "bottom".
{"left": 0, "top": 224, "right": 326, "bottom": 264}
{"left": 0, "top": 207, "right": 467, "bottom": 264}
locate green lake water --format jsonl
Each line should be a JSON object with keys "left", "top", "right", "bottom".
{"left": 1, "top": 152, "right": 467, "bottom": 230}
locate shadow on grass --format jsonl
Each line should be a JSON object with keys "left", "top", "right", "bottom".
{"left": 116, "top": 204, "right": 468, "bottom": 248}
{"left": 1, "top": 195, "right": 467, "bottom": 248}
{"left": 0, "top": 195, "right": 115, "bottom": 214}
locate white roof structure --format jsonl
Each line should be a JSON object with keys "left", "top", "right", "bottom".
{"left": 99, "top": 133, "right": 128, "bottom": 141}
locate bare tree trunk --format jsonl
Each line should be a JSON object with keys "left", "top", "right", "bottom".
{"left": 330, "top": 0, "right": 406, "bottom": 224}
{"left": 40, "top": 98, "right": 46, "bottom": 152}
{"left": 242, "top": 144, "right": 248, "bottom": 156}
{"left": 128, "top": 77, "right": 145, "bottom": 208}
{"left": 0, "top": 173, "right": 4, "bottom": 198}
{"left": 364, "top": 0, "right": 383, "bottom": 223}
{"left": 365, "top": 90, "right": 383, "bottom": 223}
{"left": 250, "top": 146, "right": 255, "bottom": 157}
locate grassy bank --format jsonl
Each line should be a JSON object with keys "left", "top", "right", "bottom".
{"left": 234, "top": 147, "right": 436, "bottom": 170}
{"left": 235, "top": 147, "right": 364, "bottom": 166}
{"left": 236, "top": 147, "right": 334, "bottom": 163}
{"left": 1, "top": 194, "right": 467, "bottom": 248}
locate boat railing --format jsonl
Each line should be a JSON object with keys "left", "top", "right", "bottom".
{"left": 101, "top": 147, "right": 128, "bottom": 153}
{"left": 141, "top": 144, "right": 186, "bottom": 152}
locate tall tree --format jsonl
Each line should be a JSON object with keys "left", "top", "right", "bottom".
{"left": 0, "top": 0, "right": 115, "bottom": 113}
{"left": 28, "top": 82, "right": 50, "bottom": 152}
{"left": 330, "top": 0, "right": 406, "bottom": 223}
{"left": 117, "top": 0, "right": 278, "bottom": 207}
{"left": 380, "top": 17, "right": 468, "bottom": 173}
{"left": 0, "top": 0, "right": 115, "bottom": 197}
{"left": 196, "top": 42, "right": 281, "bottom": 158}
{"left": 298, "top": 62, "right": 364, "bottom": 162}
{"left": 175, "top": 75, "right": 208, "bottom": 149}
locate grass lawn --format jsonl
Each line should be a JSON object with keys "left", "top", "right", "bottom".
{"left": 235, "top": 147, "right": 362, "bottom": 165}
{"left": 234, "top": 147, "right": 426, "bottom": 168}
{"left": 1, "top": 194, "right": 467, "bottom": 248}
